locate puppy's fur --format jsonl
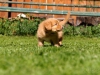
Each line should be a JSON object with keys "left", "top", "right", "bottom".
{"left": 37, "top": 12, "right": 70, "bottom": 47}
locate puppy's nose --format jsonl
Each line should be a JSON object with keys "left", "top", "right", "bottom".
{"left": 62, "top": 26, "right": 64, "bottom": 29}
{"left": 57, "top": 25, "right": 63, "bottom": 31}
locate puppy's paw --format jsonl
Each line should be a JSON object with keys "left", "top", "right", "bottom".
{"left": 54, "top": 44, "right": 60, "bottom": 47}
{"left": 38, "top": 42, "right": 44, "bottom": 47}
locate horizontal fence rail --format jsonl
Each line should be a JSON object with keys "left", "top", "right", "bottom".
{"left": 0, "top": 1, "right": 100, "bottom": 8}
{"left": 0, "top": 7, "right": 100, "bottom": 16}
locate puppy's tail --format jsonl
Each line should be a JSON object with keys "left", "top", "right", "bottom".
{"left": 60, "top": 11, "right": 70, "bottom": 27}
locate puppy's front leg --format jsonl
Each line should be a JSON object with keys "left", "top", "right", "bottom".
{"left": 54, "top": 44, "right": 60, "bottom": 47}
{"left": 51, "top": 39, "right": 60, "bottom": 47}
{"left": 38, "top": 38, "right": 44, "bottom": 47}
{"left": 59, "top": 37, "right": 63, "bottom": 46}
{"left": 51, "top": 41, "right": 60, "bottom": 47}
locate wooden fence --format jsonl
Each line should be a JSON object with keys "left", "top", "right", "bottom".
{"left": 0, "top": 0, "right": 100, "bottom": 18}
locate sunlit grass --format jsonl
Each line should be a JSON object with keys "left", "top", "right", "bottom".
{"left": 0, "top": 35, "right": 100, "bottom": 75}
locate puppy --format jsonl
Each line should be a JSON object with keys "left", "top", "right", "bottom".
{"left": 37, "top": 12, "right": 70, "bottom": 47}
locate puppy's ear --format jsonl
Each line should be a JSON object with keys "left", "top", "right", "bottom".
{"left": 44, "top": 21, "right": 52, "bottom": 30}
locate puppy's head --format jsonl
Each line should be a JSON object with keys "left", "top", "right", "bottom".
{"left": 44, "top": 18, "right": 62, "bottom": 32}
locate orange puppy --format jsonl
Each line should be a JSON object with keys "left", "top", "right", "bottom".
{"left": 37, "top": 12, "right": 70, "bottom": 47}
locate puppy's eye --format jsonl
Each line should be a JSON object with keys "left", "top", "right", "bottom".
{"left": 54, "top": 23, "right": 57, "bottom": 26}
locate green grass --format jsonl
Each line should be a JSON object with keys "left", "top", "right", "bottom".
{"left": 0, "top": 35, "right": 100, "bottom": 75}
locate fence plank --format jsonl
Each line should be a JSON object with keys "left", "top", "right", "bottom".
{"left": 71, "top": 0, "right": 79, "bottom": 26}
{"left": 94, "top": 0, "right": 100, "bottom": 12}
{"left": 47, "top": 0, "right": 54, "bottom": 18}
{"left": 17, "top": 0, "right": 24, "bottom": 8}
{"left": 11, "top": 0, "right": 17, "bottom": 18}
{"left": 0, "top": 1, "right": 8, "bottom": 18}
{"left": 72, "top": 0, "right": 79, "bottom": 11}
{"left": 54, "top": 0, "right": 64, "bottom": 18}
{"left": 63, "top": 0, "right": 72, "bottom": 24}
{"left": 79, "top": 0, "right": 86, "bottom": 12}
{"left": 16, "top": 0, "right": 24, "bottom": 18}
{"left": 86, "top": 0, "right": 94, "bottom": 12}
{"left": 24, "top": 0, "right": 31, "bottom": 8}
{"left": 32, "top": 0, "right": 39, "bottom": 17}
{"left": 38, "top": 0, "right": 46, "bottom": 17}
{"left": 63, "top": 0, "right": 72, "bottom": 11}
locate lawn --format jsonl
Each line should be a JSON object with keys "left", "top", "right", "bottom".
{"left": 0, "top": 35, "right": 100, "bottom": 75}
